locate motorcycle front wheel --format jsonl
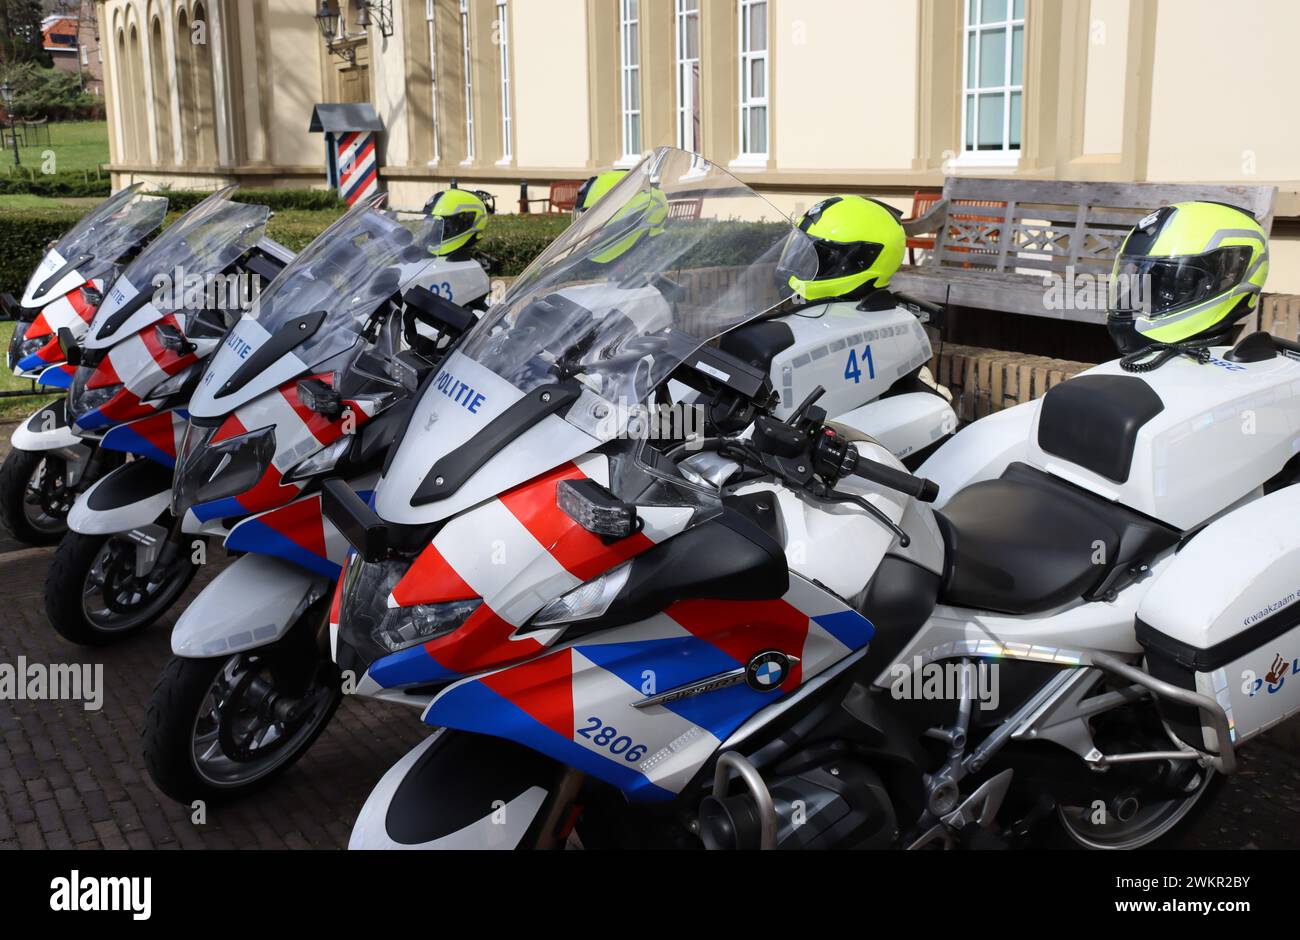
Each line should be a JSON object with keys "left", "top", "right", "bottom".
{"left": 0, "top": 448, "right": 72, "bottom": 545}
{"left": 45, "top": 530, "right": 200, "bottom": 645}
{"left": 142, "top": 605, "right": 342, "bottom": 803}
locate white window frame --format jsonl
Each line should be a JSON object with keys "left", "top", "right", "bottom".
{"left": 426, "top": 0, "right": 441, "bottom": 163}
{"left": 460, "top": 0, "right": 475, "bottom": 163}
{"left": 618, "top": 0, "right": 642, "bottom": 165}
{"left": 737, "top": 0, "right": 769, "bottom": 164}
{"left": 675, "top": 0, "right": 700, "bottom": 154}
{"left": 958, "top": 0, "right": 1024, "bottom": 167}
{"left": 496, "top": 0, "right": 512, "bottom": 163}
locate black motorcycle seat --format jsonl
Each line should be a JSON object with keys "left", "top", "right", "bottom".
{"left": 932, "top": 462, "right": 1178, "bottom": 615}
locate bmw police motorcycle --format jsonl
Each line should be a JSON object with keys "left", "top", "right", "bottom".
{"left": 141, "top": 198, "right": 494, "bottom": 803}
{"left": 328, "top": 150, "right": 1300, "bottom": 850}
{"left": 1, "top": 185, "right": 169, "bottom": 545}
{"left": 36, "top": 189, "right": 288, "bottom": 645}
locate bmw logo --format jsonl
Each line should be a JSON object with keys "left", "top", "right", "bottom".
{"left": 745, "top": 650, "right": 799, "bottom": 692}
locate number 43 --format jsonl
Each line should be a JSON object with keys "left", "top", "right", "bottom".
{"left": 845, "top": 345, "right": 875, "bottom": 384}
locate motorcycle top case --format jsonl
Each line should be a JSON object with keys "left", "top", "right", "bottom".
{"left": 1023, "top": 343, "right": 1300, "bottom": 530}
{"left": 1137, "top": 483, "right": 1300, "bottom": 754}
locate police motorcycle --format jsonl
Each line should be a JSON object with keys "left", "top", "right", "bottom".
{"left": 331, "top": 154, "right": 1299, "bottom": 851}
{"left": 1, "top": 184, "right": 169, "bottom": 545}
{"left": 140, "top": 198, "right": 493, "bottom": 803}
{"left": 41, "top": 188, "right": 287, "bottom": 645}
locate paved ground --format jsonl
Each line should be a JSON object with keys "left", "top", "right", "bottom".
{"left": 0, "top": 418, "right": 1298, "bottom": 850}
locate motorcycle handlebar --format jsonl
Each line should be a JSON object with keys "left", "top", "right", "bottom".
{"left": 850, "top": 447, "right": 940, "bottom": 503}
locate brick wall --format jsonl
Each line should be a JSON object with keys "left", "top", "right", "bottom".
{"left": 930, "top": 342, "right": 1093, "bottom": 422}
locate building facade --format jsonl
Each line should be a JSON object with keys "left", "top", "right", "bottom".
{"left": 99, "top": 0, "right": 1300, "bottom": 289}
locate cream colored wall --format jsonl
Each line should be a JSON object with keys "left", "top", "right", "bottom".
{"left": 1147, "top": 0, "right": 1300, "bottom": 183}
{"left": 263, "top": 0, "right": 330, "bottom": 167}
{"left": 1080, "top": 0, "right": 1128, "bottom": 156}
{"left": 772, "top": 0, "right": 918, "bottom": 172}
{"left": 372, "top": 0, "right": 413, "bottom": 168}
{"left": 511, "top": 0, "right": 591, "bottom": 169}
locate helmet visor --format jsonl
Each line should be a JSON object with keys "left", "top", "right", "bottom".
{"left": 1111, "top": 244, "right": 1252, "bottom": 317}
{"left": 808, "top": 238, "right": 884, "bottom": 283}
{"left": 440, "top": 210, "right": 477, "bottom": 240}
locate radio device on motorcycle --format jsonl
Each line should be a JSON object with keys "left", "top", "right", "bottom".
{"left": 401, "top": 284, "right": 476, "bottom": 358}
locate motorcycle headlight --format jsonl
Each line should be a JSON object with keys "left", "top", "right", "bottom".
{"left": 9, "top": 326, "right": 45, "bottom": 369}
{"left": 144, "top": 361, "right": 202, "bottom": 403}
{"left": 171, "top": 422, "right": 276, "bottom": 518}
{"left": 284, "top": 435, "right": 352, "bottom": 483}
{"left": 68, "top": 367, "right": 124, "bottom": 422}
{"left": 339, "top": 557, "right": 481, "bottom": 658}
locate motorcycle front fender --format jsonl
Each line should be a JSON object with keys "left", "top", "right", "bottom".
{"left": 67, "top": 459, "right": 172, "bottom": 535}
{"left": 349, "top": 729, "right": 559, "bottom": 850}
{"left": 171, "top": 554, "right": 331, "bottom": 658}
{"left": 10, "top": 401, "right": 85, "bottom": 452}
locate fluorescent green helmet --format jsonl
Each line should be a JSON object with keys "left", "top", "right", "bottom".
{"left": 785, "top": 195, "right": 906, "bottom": 302}
{"left": 574, "top": 170, "right": 629, "bottom": 219}
{"left": 424, "top": 188, "right": 489, "bottom": 256}
{"left": 1107, "top": 201, "right": 1269, "bottom": 354}
{"left": 587, "top": 186, "right": 668, "bottom": 264}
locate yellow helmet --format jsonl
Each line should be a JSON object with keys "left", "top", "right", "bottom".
{"left": 785, "top": 195, "right": 906, "bottom": 302}
{"left": 586, "top": 186, "right": 669, "bottom": 264}
{"left": 1107, "top": 201, "right": 1269, "bottom": 354}
{"left": 574, "top": 170, "right": 629, "bottom": 220}
{"left": 424, "top": 188, "right": 490, "bottom": 256}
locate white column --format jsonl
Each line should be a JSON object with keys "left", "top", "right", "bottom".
{"left": 137, "top": 15, "right": 160, "bottom": 164}
{"left": 164, "top": 5, "right": 185, "bottom": 165}
{"left": 207, "top": 0, "right": 235, "bottom": 166}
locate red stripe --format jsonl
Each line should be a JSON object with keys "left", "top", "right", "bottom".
{"left": 124, "top": 410, "right": 179, "bottom": 459}
{"left": 423, "top": 603, "right": 543, "bottom": 676}
{"left": 499, "top": 462, "right": 655, "bottom": 583}
{"left": 260, "top": 495, "right": 328, "bottom": 560}
{"left": 663, "top": 598, "right": 810, "bottom": 688}
{"left": 87, "top": 355, "right": 121, "bottom": 389}
{"left": 339, "top": 138, "right": 373, "bottom": 187}
{"left": 391, "top": 543, "right": 478, "bottom": 607}
{"left": 329, "top": 560, "right": 347, "bottom": 628}
{"left": 26, "top": 313, "right": 50, "bottom": 338}
{"left": 139, "top": 313, "right": 199, "bottom": 373}
{"left": 479, "top": 648, "right": 574, "bottom": 740}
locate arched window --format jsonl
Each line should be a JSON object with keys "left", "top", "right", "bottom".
{"left": 128, "top": 24, "right": 149, "bottom": 160}
{"left": 150, "top": 16, "right": 174, "bottom": 161}
{"left": 175, "top": 8, "right": 195, "bottom": 164}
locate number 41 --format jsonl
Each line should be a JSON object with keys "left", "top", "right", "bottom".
{"left": 845, "top": 345, "right": 875, "bottom": 384}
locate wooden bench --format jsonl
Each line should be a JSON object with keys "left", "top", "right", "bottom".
{"left": 521, "top": 179, "right": 585, "bottom": 214}
{"left": 892, "top": 179, "right": 1278, "bottom": 325}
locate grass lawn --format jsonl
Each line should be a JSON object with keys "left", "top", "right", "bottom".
{"left": 0, "top": 322, "right": 61, "bottom": 420}
{"left": 0, "top": 120, "right": 109, "bottom": 178}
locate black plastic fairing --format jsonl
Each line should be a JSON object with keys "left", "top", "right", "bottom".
{"left": 85, "top": 459, "right": 174, "bottom": 513}
{"left": 214, "top": 309, "right": 327, "bottom": 400}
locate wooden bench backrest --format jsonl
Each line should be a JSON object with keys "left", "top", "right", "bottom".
{"left": 928, "top": 178, "right": 1277, "bottom": 278}
{"left": 548, "top": 179, "right": 584, "bottom": 212}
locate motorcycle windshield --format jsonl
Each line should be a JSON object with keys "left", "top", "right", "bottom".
{"left": 20, "top": 183, "right": 168, "bottom": 310}
{"left": 376, "top": 147, "right": 818, "bottom": 524}
{"left": 84, "top": 188, "right": 269, "bottom": 350}
{"left": 186, "top": 200, "right": 447, "bottom": 420}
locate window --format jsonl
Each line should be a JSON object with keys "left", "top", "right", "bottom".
{"left": 738, "top": 0, "right": 768, "bottom": 160}
{"left": 619, "top": 0, "right": 641, "bottom": 161}
{"left": 427, "top": 0, "right": 440, "bottom": 161}
{"left": 961, "top": 0, "right": 1024, "bottom": 158}
{"left": 497, "top": 0, "right": 512, "bottom": 160}
{"left": 675, "top": 0, "right": 700, "bottom": 153}
{"left": 460, "top": 0, "right": 474, "bottom": 161}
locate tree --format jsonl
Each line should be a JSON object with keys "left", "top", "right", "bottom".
{"left": 0, "top": 0, "right": 53, "bottom": 68}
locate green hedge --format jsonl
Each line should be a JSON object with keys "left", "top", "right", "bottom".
{"left": 0, "top": 168, "right": 111, "bottom": 198}
{"left": 0, "top": 204, "right": 571, "bottom": 296}
{"left": 160, "top": 187, "right": 346, "bottom": 213}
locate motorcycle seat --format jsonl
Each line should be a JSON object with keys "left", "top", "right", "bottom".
{"left": 932, "top": 462, "right": 1178, "bottom": 615}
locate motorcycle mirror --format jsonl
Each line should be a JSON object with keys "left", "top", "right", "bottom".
{"left": 0, "top": 292, "right": 17, "bottom": 320}
{"left": 57, "top": 326, "right": 81, "bottom": 366}
{"left": 154, "top": 322, "right": 195, "bottom": 356}
{"left": 297, "top": 377, "right": 344, "bottom": 419}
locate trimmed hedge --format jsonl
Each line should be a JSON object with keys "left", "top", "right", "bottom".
{"left": 0, "top": 168, "right": 111, "bottom": 198}
{"left": 161, "top": 187, "right": 346, "bottom": 213}
{"left": 0, "top": 204, "right": 572, "bottom": 295}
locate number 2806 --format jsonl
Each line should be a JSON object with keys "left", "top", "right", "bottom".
{"left": 577, "top": 716, "right": 648, "bottom": 762}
